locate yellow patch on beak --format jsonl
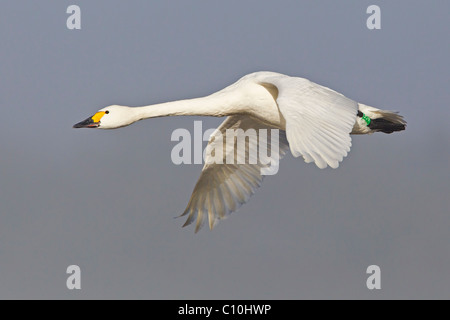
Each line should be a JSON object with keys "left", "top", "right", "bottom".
{"left": 91, "top": 111, "right": 106, "bottom": 123}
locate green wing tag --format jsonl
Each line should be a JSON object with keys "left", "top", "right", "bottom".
{"left": 362, "top": 114, "right": 371, "bottom": 126}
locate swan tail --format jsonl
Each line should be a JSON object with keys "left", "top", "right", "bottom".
{"left": 352, "top": 104, "right": 406, "bottom": 134}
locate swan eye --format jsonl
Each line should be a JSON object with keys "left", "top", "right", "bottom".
{"left": 105, "top": 111, "right": 110, "bottom": 114}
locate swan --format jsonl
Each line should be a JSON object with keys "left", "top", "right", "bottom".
{"left": 73, "top": 71, "right": 406, "bottom": 232}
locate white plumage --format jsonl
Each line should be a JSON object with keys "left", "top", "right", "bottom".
{"left": 74, "top": 71, "right": 406, "bottom": 232}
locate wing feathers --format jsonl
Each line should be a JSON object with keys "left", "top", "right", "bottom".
{"left": 262, "top": 76, "right": 357, "bottom": 169}
{"left": 180, "top": 116, "right": 289, "bottom": 232}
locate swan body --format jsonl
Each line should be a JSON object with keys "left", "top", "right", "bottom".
{"left": 74, "top": 71, "right": 406, "bottom": 232}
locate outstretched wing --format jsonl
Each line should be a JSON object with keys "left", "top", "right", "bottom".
{"left": 180, "top": 115, "right": 289, "bottom": 232}
{"left": 262, "top": 76, "right": 358, "bottom": 169}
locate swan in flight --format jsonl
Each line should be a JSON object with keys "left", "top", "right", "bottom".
{"left": 74, "top": 71, "right": 406, "bottom": 232}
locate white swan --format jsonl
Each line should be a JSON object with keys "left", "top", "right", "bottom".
{"left": 74, "top": 71, "right": 406, "bottom": 232}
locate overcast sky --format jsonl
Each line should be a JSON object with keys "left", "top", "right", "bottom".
{"left": 0, "top": 1, "right": 449, "bottom": 299}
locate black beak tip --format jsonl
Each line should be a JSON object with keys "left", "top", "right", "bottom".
{"left": 73, "top": 117, "right": 97, "bottom": 129}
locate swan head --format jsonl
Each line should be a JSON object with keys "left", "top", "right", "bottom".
{"left": 73, "top": 105, "right": 137, "bottom": 129}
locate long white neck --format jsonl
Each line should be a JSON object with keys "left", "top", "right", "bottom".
{"left": 132, "top": 92, "right": 236, "bottom": 120}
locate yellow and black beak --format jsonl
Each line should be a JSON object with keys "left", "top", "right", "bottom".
{"left": 73, "top": 111, "right": 106, "bottom": 128}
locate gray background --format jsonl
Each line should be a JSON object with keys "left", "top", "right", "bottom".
{"left": 0, "top": 1, "right": 449, "bottom": 299}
